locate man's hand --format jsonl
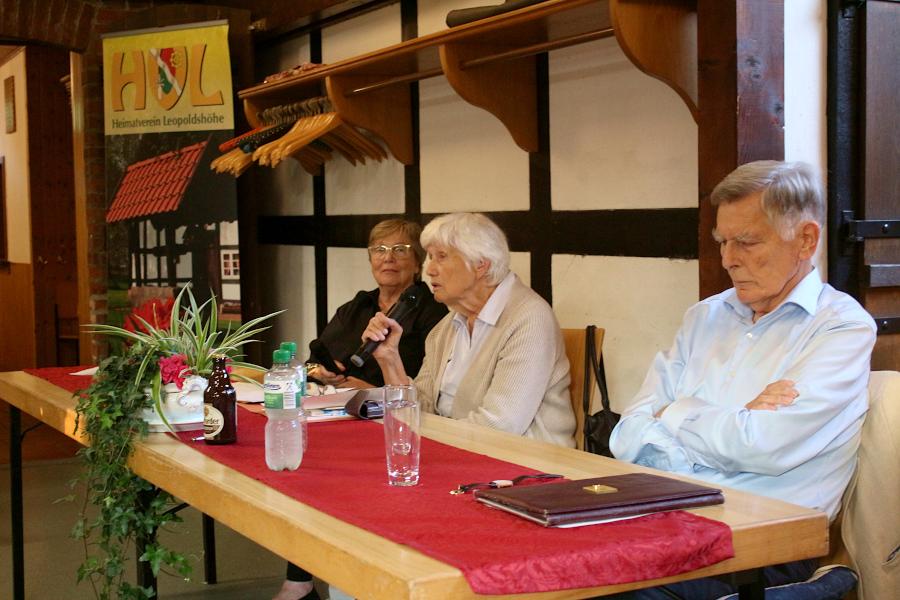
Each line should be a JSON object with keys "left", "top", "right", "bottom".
{"left": 745, "top": 379, "right": 798, "bottom": 411}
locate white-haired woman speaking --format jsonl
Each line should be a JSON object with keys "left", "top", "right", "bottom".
{"left": 363, "top": 212, "right": 575, "bottom": 447}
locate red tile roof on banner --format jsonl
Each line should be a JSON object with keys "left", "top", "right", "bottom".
{"left": 105, "top": 141, "right": 208, "bottom": 223}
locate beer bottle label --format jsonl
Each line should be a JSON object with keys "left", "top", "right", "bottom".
{"left": 204, "top": 404, "right": 225, "bottom": 438}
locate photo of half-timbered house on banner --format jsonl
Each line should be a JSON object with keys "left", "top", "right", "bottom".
{"left": 105, "top": 138, "right": 241, "bottom": 317}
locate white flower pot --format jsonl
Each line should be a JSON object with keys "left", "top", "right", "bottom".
{"left": 142, "top": 375, "right": 208, "bottom": 432}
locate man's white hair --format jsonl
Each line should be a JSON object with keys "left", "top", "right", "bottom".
{"left": 711, "top": 160, "right": 824, "bottom": 240}
{"left": 421, "top": 213, "right": 510, "bottom": 286}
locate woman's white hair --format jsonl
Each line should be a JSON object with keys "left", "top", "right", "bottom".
{"left": 421, "top": 213, "right": 510, "bottom": 286}
{"left": 711, "top": 160, "right": 824, "bottom": 240}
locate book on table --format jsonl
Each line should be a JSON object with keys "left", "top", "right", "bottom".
{"left": 474, "top": 472, "right": 724, "bottom": 527}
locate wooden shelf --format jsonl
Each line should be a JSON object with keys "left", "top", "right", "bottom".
{"left": 239, "top": 0, "right": 613, "bottom": 164}
{"left": 237, "top": 0, "right": 699, "bottom": 164}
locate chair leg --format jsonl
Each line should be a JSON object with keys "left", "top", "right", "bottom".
{"left": 202, "top": 513, "right": 217, "bottom": 584}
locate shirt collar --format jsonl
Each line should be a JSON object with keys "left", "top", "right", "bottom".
{"left": 724, "top": 267, "right": 823, "bottom": 318}
{"left": 478, "top": 271, "right": 516, "bottom": 326}
{"left": 451, "top": 271, "right": 516, "bottom": 328}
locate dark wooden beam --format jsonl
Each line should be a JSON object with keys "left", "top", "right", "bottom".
{"left": 257, "top": 209, "right": 698, "bottom": 259}
{"left": 697, "top": 0, "right": 784, "bottom": 298}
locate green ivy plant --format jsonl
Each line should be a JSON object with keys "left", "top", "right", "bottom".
{"left": 71, "top": 286, "right": 281, "bottom": 598}
{"left": 71, "top": 344, "right": 190, "bottom": 599}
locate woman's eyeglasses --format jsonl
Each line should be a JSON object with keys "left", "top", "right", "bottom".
{"left": 368, "top": 244, "right": 413, "bottom": 259}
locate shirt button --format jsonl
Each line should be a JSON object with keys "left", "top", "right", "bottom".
{"left": 746, "top": 332, "right": 753, "bottom": 339}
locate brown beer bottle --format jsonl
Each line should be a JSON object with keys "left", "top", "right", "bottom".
{"left": 204, "top": 355, "right": 237, "bottom": 444}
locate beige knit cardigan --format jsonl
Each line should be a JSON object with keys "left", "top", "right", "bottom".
{"left": 414, "top": 277, "right": 576, "bottom": 448}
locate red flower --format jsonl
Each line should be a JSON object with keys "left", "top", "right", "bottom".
{"left": 124, "top": 298, "right": 175, "bottom": 335}
{"left": 159, "top": 354, "right": 189, "bottom": 389}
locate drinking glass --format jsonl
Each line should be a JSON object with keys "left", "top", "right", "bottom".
{"left": 382, "top": 384, "right": 420, "bottom": 486}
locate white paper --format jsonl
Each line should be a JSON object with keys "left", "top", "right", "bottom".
{"left": 70, "top": 367, "right": 98, "bottom": 376}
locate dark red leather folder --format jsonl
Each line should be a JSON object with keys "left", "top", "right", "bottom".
{"left": 474, "top": 472, "right": 724, "bottom": 527}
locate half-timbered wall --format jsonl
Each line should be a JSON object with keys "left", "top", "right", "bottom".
{"left": 251, "top": 0, "right": 826, "bottom": 411}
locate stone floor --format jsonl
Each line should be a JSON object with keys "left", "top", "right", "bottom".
{"left": 0, "top": 458, "right": 298, "bottom": 599}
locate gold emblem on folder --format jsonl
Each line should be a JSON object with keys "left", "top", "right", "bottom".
{"left": 583, "top": 484, "right": 618, "bottom": 494}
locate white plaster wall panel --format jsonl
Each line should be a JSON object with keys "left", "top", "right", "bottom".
{"left": 324, "top": 156, "right": 405, "bottom": 215}
{"left": 509, "top": 252, "right": 531, "bottom": 287}
{"left": 253, "top": 37, "right": 314, "bottom": 216}
{"left": 784, "top": 0, "right": 828, "bottom": 275}
{"left": 258, "top": 244, "right": 318, "bottom": 359}
{"left": 222, "top": 283, "right": 240, "bottom": 300}
{"left": 784, "top": 0, "right": 826, "bottom": 172}
{"left": 552, "top": 254, "right": 698, "bottom": 413}
{"left": 327, "top": 247, "right": 375, "bottom": 323}
{"left": 0, "top": 50, "right": 31, "bottom": 263}
{"left": 419, "top": 77, "right": 529, "bottom": 213}
{"left": 144, "top": 222, "right": 157, "bottom": 248}
{"left": 322, "top": 4, "right": 401, "bottom": 63}
{"left": 549, "top": 39, "right": 697, "bottom": 211}
{"left": 175, "top": 255, "right": 191, "bottom": 280}
{"left": 418, "top": 0, "right": 489, "bottom": 36}
{"left": 322, "top": 4, "right": 404, "bottom": 214}
{"left": 255, "top": 157, "right": 315, "bottom": 216}
{"left": 219, "top": 221, "right": 239, "bottom": 245}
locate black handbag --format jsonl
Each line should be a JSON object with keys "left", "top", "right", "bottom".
{"left": 582, "top": 325, "right": 620, "bottom": 457}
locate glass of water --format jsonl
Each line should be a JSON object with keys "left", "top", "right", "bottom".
{"left": 382, "top": 384, "right": 420, "bottom": 486}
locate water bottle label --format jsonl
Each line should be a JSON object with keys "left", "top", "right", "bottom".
{"left": 264, "top": 380, "right": 297, "bottom": 409}
{"left": 204, "top": 405, "right": 224, "bottom": 438}
{"left": 295, "top": 368, "right": 307, "bottom": 397}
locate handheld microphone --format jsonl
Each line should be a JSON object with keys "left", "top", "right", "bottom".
{"left": 350, "top": 285, "right": 421, "bottom": 367}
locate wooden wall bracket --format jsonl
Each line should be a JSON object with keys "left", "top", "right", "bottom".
{"left": 440, "top": 41, "right": 539, "bottom": 153}
{"left": 610, "top": 0, "right": 699, "bottom": 121}
{"left": 326, "top": 73, "right": 414, "bottom": 165}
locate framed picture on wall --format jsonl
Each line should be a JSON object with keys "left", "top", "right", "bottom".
{"left": 4, "top": 76, "right": 14, "bottom": 134}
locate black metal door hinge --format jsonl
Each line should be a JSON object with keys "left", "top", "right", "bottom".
{"left": 842, "top": 211, "right": 900, "bottom": 243}
{"left": 874, "top": 317, "right": 900, "bottom": 336}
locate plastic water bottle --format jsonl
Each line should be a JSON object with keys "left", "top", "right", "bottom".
{"left": 280, "top": 341, "right": 308, "bottom": 451}
{"left": 263, "top": 349, "right": 303, "bottom": 471}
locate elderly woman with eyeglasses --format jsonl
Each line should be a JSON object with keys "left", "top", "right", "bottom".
{"left": 363, "top": 212, "right": 576, "bottom": 447}
{"left": 276, "top": 218, "right": 446, "bottom": 600}
{"left": 304, "top": 218, "right": 448, "bottom": 390}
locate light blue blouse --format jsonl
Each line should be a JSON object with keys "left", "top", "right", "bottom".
{"left": 610, "top": 269, "right": 876, "bottom": 520}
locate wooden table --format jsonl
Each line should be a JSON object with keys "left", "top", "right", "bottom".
{"left": 1, "top": 370, "right": 829, "bottom": 599}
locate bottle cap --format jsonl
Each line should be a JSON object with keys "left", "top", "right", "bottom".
{"left": 272, "top": 349, "right": 291, "bottom": 364}
{"left": 280, "top": 341, "right": 298, "bottom": 354}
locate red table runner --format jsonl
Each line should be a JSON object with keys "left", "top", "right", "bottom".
{"left": 27, "top": 366, "right": 734, "bottom": 595}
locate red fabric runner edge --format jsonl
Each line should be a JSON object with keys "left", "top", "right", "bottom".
{"left": 26, "top": 366, "right": 735, "bottom": 595}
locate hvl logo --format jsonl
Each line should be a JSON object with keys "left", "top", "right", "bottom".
{"left": 110, "top": 44, "right": 224, "bottom": 111}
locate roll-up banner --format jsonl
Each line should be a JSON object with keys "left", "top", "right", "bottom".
{"left": 102, "top": 21, "right": 242, "bottom": 329}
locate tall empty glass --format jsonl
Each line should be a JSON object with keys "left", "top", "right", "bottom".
{"left": 383, "top": 385, "right": 420, "bottom": 486}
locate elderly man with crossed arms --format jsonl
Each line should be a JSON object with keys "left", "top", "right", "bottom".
{"left": 608, "top": 160, "right": 876, "bottom": 600}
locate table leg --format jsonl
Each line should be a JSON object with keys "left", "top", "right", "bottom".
{"left": 9, "top": 405, "right": 24, "bottom": 600}
{"left": 202, "top": 513, "right": 217, "bottom": 584}
{"left": 736, "top": 568, "right": 765, "bottom": 600}
{"left": 135, "top": 488, "right": 159, "bottom": 595}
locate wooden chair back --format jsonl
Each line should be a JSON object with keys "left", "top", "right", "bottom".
{"left": 562, "top": 327, "right": 605, "bottom": 451}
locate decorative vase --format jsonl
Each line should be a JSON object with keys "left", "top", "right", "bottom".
{"left": 142, "top": 375, "right": 208, "bottom": 432}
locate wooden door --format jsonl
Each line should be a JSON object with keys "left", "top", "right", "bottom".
{"left": 829, "top": 0, "right": 899, "bottom": 371}
{"left": 860, "top": 1, "right": 900, "bottom": 370}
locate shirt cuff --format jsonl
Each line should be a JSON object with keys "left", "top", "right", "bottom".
{"left": 659, "top": 396, "right": 708, "bottom": 436}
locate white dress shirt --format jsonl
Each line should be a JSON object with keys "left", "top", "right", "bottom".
{"left": 437, "top": 272, "right": 516, "bottom": 417}
{"left": 610, "top": 269, "right": 876, "bottom": 520}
